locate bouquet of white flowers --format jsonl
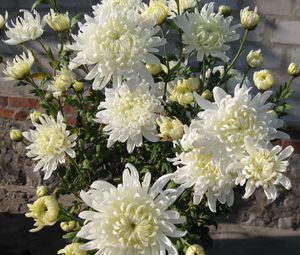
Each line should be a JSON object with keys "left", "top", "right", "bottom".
{"left": 4, "top": 0, "right": 298, "bottom": 254}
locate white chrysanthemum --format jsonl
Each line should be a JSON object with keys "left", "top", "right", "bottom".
{"left": 0, "top": 11, "right": 8, "bottom": 29}
{"left": 205, "top": 66, "right": 250, "bottom": 95}
{"left": 235, "top": 137, "right": 293, "bottom": 201}
{"left": 194, "top": 85, "right": 289, "bottom": 157}
{"left": 92, "top": 0, "right": 142, "bottom": 18}
{"left": 4, "top": 9, "right": 44, "bottom": 45}
{"left": 175, "top": 3, "right": 239, "bottom": 62}
{"left": 78, "top": 163, "right": 186, "bottom": 255}
{"left": 168, "top": 0, "right": 197, "bottom": 17}
{"left": 23, "top": 112, "right": 77, "bottom": 179}
{"left": 3, "top": 50, "right": 34, "bottom": 80}
{"left": 48, "top": 69, "right": 75, "bottom": 98}
{"left": 69, "top": 9, "right": 165, "bottom": 89}
{"left": 172, "top": 148, "right": 235, "bottom": 212}
{"left": 95, "top": 79, "right": 162, "bottom": 153}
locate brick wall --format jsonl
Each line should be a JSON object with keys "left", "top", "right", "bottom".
{"left": 0, "top": 0, "right": 299, "bottom": 128}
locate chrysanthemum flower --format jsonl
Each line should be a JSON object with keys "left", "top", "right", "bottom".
{"left": 78, "top": 163, "right": 186, "bottom": 255}
{"left": 48, "top": 69, "right": 75, "bottom": 98}
{"left": 175, "top": 3, "right": 239, "bottom": 62}
{"left": 4, "top": 9, "right": 44, "bottom": 45}
{"left": 194, "top": 85, "right": 289, "bottom": 156}
{"left": 95, "top": 79, "right": 162, "bottom": 153}
{"left": 23, "top": 112, "right": 77, "bottom": 179}
{"left": 69, "top": 8, "right": 165, "bottom": 89}
{"left": 58, "top": 243, "right": 87, "bottom": 255}
{"left": 3, "top": 51, "right": 34, "bottom": 80}
{"left": 172, "top": 149, "right": 235, "bottom": 212}
{"left": 25, "top": 195, "right": 59, "bottom": 232}
{"left": 0, "top": 11, "right": 8, "bottom": 29}
{"left": 168, "top": 0, "right": 197, "bottom": 17}
{"left": 235, "top": 137, "right": 294, "bottom": 201}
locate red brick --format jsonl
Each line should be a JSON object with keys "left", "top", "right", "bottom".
{"left": 0, "top": 96, "right": 8, "bottom": 106}
{"left": 66, "top": 117, "right": 77, "bottom": 126}
{"left": 8, "top": 96, "right": 39, "bottom": 109}
{"left": 0, "top": 108, "right": 14, "bottom": 119}
{"left": 63, "top": 105, "right": 76, "bottom": 114}
{"left": 14, "top": 109, "right": 29, "bottom": 121}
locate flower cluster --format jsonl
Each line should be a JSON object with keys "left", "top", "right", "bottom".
{"left": 3, "top": 1, "right": 297, "bottom": 255}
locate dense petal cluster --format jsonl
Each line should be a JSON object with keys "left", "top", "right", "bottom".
{"left": 3, "top": 50, "right": 34, "bottom": 80}
{"left": 4, "top": 10, "right": 44, "bottom": 45}
{"left": 23, "top": 112, "right": 77, "bottom": 179}
{"left": 78, "top": 163, "right": 185, "bottom": 255}
{"left": 95, "top": 79, "right": 162, "bottom": 153}
{"left": 172, "top": 84, "right": 292, "bottom": 211}
{"left": 69, "top": 3, "right": 165, "bottom": 89}
{"left": 235, "top": 137, "right": 293, "bottom": 200}
{"left": 175, "top": 3, "right": 239, "bottom": 62}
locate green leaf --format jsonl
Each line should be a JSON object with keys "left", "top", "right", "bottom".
{"left": 71, "top": 13, "right": 83, "bottom": 28}
{"left": 31, "top": 0, "right": 48, "bottom": 11}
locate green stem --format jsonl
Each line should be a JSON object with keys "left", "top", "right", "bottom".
{"left": 161, "top": 26, "right": 170, "bottom": 102}
{"left": 217, "top": 30, "right": 249, "bottom": 86}
{"left": 241, "top": 67, "right": 250, "bottom": 85}
{"left": 68, "top": 156, "right": 90, "bottom": 187}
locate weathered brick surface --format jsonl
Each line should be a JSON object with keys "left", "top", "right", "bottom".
{"left": 271, "top": 21, "right": 300, "bottom": 45}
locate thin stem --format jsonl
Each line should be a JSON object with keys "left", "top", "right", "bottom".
{"left": 217, "top": 30, "right": 249, "bottom": 87}
{"left": 241, "top": 66, "right": 250, "bottom": 85}
{"left": 68, "top": 156, "right": 90, "bottom": 187}
{"left": 161, "top": 26, "right": 170, "bottom": 102}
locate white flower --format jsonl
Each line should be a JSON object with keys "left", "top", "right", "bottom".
{"left": 0, "top": 11, "right": 8, "bottom": 29}
{"left": 45, "top": 9, "right": 70, "bottom": 33}
{"left": 92, "top": 0, "right": 142, "bottom": 18}
{"left": 25, "top": 195, "right": 59, "bottom": 232}
{"left": 247, "top": 49, "right": 264, "bottom": 68}
{"left": 175, "top": 3, "right": 239, "bottom": 62}
{"left": 48, "top": 69, "right": 75, "bottom": 98}
{"left": 95, "top": 79, "right": 162, "bottom": 153}
{"left": 194, "top": 85, "right": 289, "bottom": 157}
{"left": 253, "top": 69, "right": 274, "bottom": 90}
{"left": 141, "top": 0, "right": 169, "bottom": 25}
{"left": 240, "top": 6, "right": 260, "bottom": 30}
{"left": 78, "top": 163, "right": 186, "bottom": 255}
{"left": 69, "top": 9, "right": 165, "bottom": 89}
{"left": 235, "top": 137, "right": 293, "bottom": 201}
{"left": 168, "top": 0, "right": 197, "bottom": 17}
{"left": 4, "top": 9, "right": 44, "bottom": 45}
{"left": 58, "top": 243, "right": 87, "bottom": 255}
{"left": 3, "top": 50, "right": 34, "bottom": 80}
{"left": 172, "top": 148, "right": 235, "bottom": 212}
{"left": 23, "top": 112, "right": 77, "bottom": 180}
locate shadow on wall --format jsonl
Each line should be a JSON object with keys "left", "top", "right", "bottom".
{"left": 0, "top": 213, "right": 65, "bottom": 255}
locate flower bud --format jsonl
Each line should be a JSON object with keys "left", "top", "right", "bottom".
{"left": 0, "top": 11, "right": 8, "bottom": 30}
{"left": 201, "top": 89, "right": 212, "bottom": 100}
{"left": 45, "top": 92, "right": 54, "bottom": 102}
{"left": 72, "top": 80, "right": 84, "bottom": 93}
{"left": 287, "top": 63, "right": 300, "bottom": 77}
{"left": 146, "top": 63, "right": 163, "bottom": 76}
{"left": 186, "top": 244, "right": 206, "bottom": 255}
{"left": 45, "top": 9, "right": 70, "bottom": 33}
{"left": 60, "top": 220, "right": 77, "bottom": 232}
{"left": 157, "top": 116, "right": 184, "bottom": 141}
{"left": 58, "top": 243, "right": 87, "bottom": 255}
{"left": 247, "top": 49, "right": 264, "bottom": 68}
{"left": 25, "top": 195, "right": 59, "bottom": 232}
{"left": 30, "top": 111, "right": 42, "bottom": 123}
{"left": 142, "top": 0, "right": 168, "bottom": 25}
{"left": 218, "top": 5, "right": 231, "bottom": 17}
{"left": 253, "top": 69, "right": 274, "bottom": 90}
{"left": 10, "top": 128, "right": 23, "bottom": 142}
{"left": 36, "top": 185, "right": 49, "bottom": 197}
{"left": 240, "top": 6, "right": 260, "bottom": 30}
{"left": 3, "top": 51, "right": 34, "bottom": 80}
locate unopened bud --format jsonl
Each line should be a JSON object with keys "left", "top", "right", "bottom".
{"left": 10, "top": 128, "right": 23, "bottom": 142}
